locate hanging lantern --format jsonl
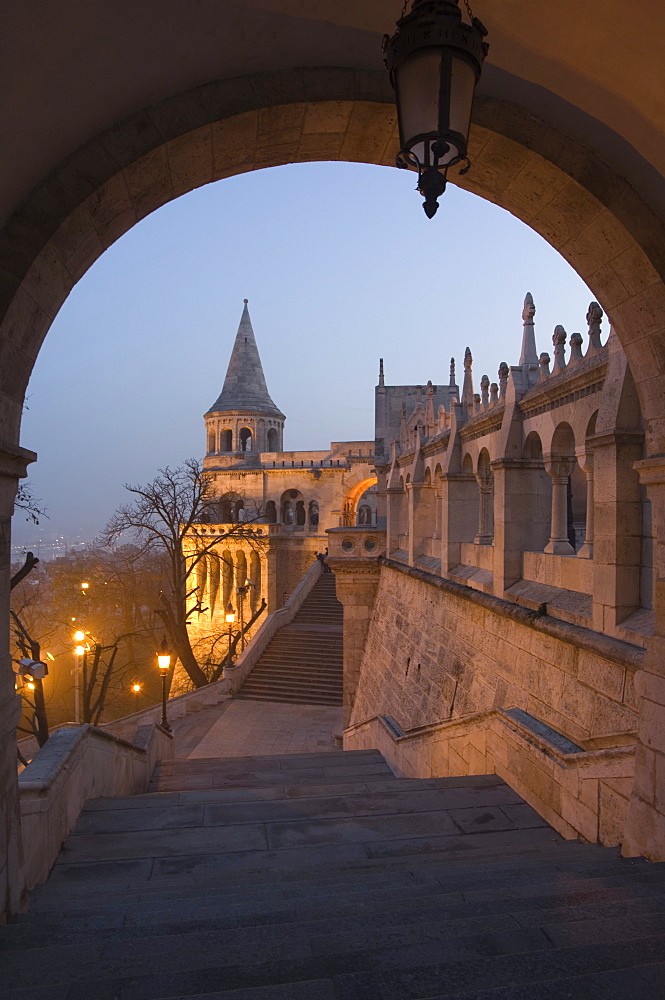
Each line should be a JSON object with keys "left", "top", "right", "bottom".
{"left": 384, "top": 0, "right": 489, "bottom": 218}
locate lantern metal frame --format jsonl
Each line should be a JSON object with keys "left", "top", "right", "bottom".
{"left": 384, "top": 0, "right": 489, "bottom": 217}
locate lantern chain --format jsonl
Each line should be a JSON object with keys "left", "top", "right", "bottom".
{"left": 463, "top": 0, "right": 475, "bottom": 20}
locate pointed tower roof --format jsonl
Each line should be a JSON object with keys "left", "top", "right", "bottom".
{"left": 206, "top": 300, "right": 285, "bottom": 418}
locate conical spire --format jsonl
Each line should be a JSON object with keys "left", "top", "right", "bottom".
{"left": 206, "top": 300, "right": 284, "bottom": 418}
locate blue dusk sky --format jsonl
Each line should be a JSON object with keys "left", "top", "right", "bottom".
{"left": 15, "top": 160, "right": 597, "bottom": 547}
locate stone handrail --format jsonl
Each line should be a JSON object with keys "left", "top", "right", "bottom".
{"left": 344, "top": 708, "right": 635, "bottom": 849}
{"left": 223, "top": 558, "right": 323, "bottom": 694}
{"left": 19, "top": 721, "right": 173, "bottom": 889}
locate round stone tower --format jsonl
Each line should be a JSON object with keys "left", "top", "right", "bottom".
{"left": 204, "top": 300, "right": 285, "bottom": 467}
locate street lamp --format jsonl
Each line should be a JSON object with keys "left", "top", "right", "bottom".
{"left": 73, "top": 642, "right": 86, "bottom": 723}
{"left": 131, "top": 682, "right": 142, "bottom": 712}
{"left": 384, "top": 0, "right": 489, "bottom": 218}
{"left": 156, "top": 639, "right": 172, "bottom": 733}
{"left": 225, "top": 602, "right": 236, "bottom": 667}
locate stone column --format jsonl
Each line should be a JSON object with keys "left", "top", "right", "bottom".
{"left": 385, "top": 487, "right": 403, "bottom": 556}
{"left": 326, "top": 558, "right": 381, "bottom": 730}
{"left": 577, "top": 451, "right": 594, "bottom": 559}
{"left": 491, "top": 459, "right": 527, "bottom": 596}
{"left": 623, "top": 456, "right": 665, "bottom": 861}
{"left": 590, "top": 429, "right": 643, "bottom": 631}
{"left": 0, "top": 442, "right": 36, "bottom": 922}
{"left": 544, "top": 458, "right": 576, "bottom": 555}
{"left": 474, "top": 477, "right": 493, "bottom": 545}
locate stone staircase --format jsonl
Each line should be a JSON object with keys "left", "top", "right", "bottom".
{"left": 237, "top": 571, "right": 343, "bottom": 705}
{"left": 2, "top": 749, "right": 665, "bottom": 999}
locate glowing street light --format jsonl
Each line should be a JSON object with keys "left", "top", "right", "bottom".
{"left": 156, "top": 639, "right": 172, "bottom": 733}
{"left": 131, "top": 682, "right": 142, "bottom": 711}
{"left": 225, "top": 602, "right": 236, "bottom": 668}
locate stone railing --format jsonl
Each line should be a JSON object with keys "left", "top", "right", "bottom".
{"left": 19, "top": 722, "right": 173, "bottom": 889}
{"left": 344, "top": 708, "right": 635, "bottom": 850}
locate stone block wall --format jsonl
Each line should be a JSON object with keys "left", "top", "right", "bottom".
{"left": 350, "top": 561, "right": 642, "bottom": 750}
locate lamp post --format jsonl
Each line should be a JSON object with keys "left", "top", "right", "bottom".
{"left": 73, "top": 630, "right": 86, "bottom": 724}
{"left": 384, "top": 0, "right": 489, "bottom": 218}
{"left": 157, "top": 639, "right": 172, "bottom": 733}
{"left": 236, "top": 585, "right": 247, "bottom": 651}
{"left": 225, "top": 602, "right": 236, "bottom": 667}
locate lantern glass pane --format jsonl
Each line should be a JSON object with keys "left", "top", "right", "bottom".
{"left": 396, "top": 48, "right": 442, "bottom": 164}
{"left": 448, "top": 55, "right": 476, "bottom": 148}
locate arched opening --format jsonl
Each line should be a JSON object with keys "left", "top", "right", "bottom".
{"left": 249, "top": 550, "right": 262, "bottom": 613}
{"left": 220, "top": 429, "right": 233, "bottom": 452}
{"left": 208, "top": 554, "right": 220, "bottom": 617}
{"left": 548, "top": 422, "right": 580, "bottom": 554}
{"left": 267, "top": 428, "right": 279, "bottom": 451}
{"left": 239, "top": 427, "right": 253, "bottom": 452}
{"left": 264, "top": 500, "right": 277, "bottom": 524}
{"left": 475, "top": 449, "right": 494, "bottom": 545}
{"left": 235, "top": 550, "right": 247, "bottom": 591}
{"left": 219, "top": 497, "right": 233, "bottom": 523}
{"left": 2, "top": 80, "right": 665, "bottom": 876}
{"left": 221, "top": 550, "right": 233, "bottom": 607}
{"left": 308, "top": 500, "right": 319, "bottom": 528}
{"left": 295, "top": 500, "right": 306, "bottom": 526}
{"left": 207, "top": 430, "right": 215, "bottom": 455}
{"left": 281, "top": 489, "right": 302, "bottom": 526}
{"left": 233, "top": 499, "right": 245, "bottom": 523}
{"left": 358, "top": 504, "right": 372, "bottom": 525}
{"left": 522, "top": 432, "right": 552, "bottom": 553}
{"left": 458, "top": 453, "right": 479, "bottom": 546}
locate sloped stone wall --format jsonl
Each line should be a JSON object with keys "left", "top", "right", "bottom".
{"left": 350, "top": 561, "right": 642, "bottom": 748}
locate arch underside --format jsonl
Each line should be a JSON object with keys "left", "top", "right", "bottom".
{"left": 0, "top": 70, "right": 664, "bottom": 458}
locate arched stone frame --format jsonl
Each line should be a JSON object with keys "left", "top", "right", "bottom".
{"left": 459, "top": 452, "right": 479, "bottom": 546}
{"left": 308, "top": 499, "right": 319, "bottom": 528}
{"left": 208, "top": 553, "right": 220, "bottom": 618}
{"left": 239, "top": 427, "right": 253, "bottom": 453}
{"left": 475, "top": 448, "right": 494, "bottom": 546}
{"left": 264, "top": 499, "right": 277, "bottom": 524}
{"left": 220, "top": 428, "right": 233, "bottom": 452}
{"left": 545, "top": 421, "right": 578, "bottom": 555}
{"left": 206, "top": 429, "right": 215, "bottom": 455}
{"left": 2, "top": 74, "right": 665, "bottom": 886}
{"left": 295, "top": 499, "right": 306, "bottom": 526}
{"left": 221, "top": 549, "right": 233, "bottom": 607}
{"left": 433, "top": 462, "right": 444, "bottom": 541}
{"left": 235, "top": 549, "right": 247, "bottom": 591}
{"left": 248, "top": 549, "right": 261, "bottom": 613}
{"left": 267, "top": 427, "right": 279, "bottom": 452}
{"left": 522, "top": 431, "right": 552, "bottom": 553}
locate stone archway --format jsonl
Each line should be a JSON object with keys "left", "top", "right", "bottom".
{"left": 3, "top": 71, "right": 665, "bottom": 916}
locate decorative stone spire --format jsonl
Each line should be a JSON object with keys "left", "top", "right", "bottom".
{"left": 206, "top": 300, "right": 284, "bottom": 418}
{"left": 552, "top": 325, "right": 567, "bottom": 375}
{"left": 489, "top": 382, "right": 499, "bottom": 405}
{"left": 379, "top": 358, "right": 385, "bottom": 387}
{"left": 462, "top": 347, "right": 474, "bottom": 406}
{"left": 586, "top": 301, "right": 603, "bottom": 354}
{"left": 480, "top": 374, "right": 490, "bottom": 409}
{"left": 539, "top": 352, "right": 551, "bottom": 379}
{"left": 569, "top": 331, "right": 583, "bottom": 363}
{"left": 449, "top": 357, "right": 456, "bottom": 387}
{"left": 498, "top": 362, "right": 509, "bottom": 400}
{"left": 519, "top": 292, "right": 538, "bottom": 366}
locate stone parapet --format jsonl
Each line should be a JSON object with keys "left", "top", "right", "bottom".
{"left": 344, "top": 710, "right": 635, "bottom": 848}
{"left": 18, "top": 722, "right": 173, "bottom": 891}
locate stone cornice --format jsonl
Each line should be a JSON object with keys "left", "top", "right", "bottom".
{"left": 519, "top": 356, "right": 607, "bottom": 416}
{"left": 459, "top": 404, "right": 506, "bottom": 442}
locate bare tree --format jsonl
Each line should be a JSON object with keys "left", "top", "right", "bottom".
{"left": 100, "top": 459, "right": 266, "bottom": 688}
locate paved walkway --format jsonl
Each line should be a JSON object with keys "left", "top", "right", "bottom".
{"left": 171, "top": 698, "right": 342, "bottom": 759}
